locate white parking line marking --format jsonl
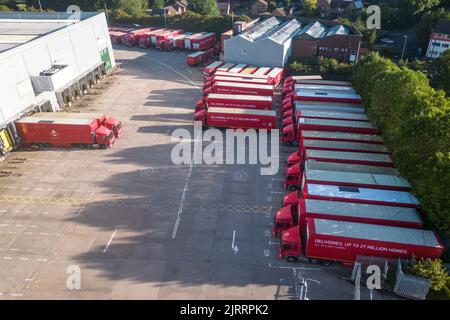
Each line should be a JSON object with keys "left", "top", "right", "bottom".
{"left": 103, "top": 229, "right": 117, "bottom": 253}
{"left": 10, "top": 293, "right": 24, "bottom": 297}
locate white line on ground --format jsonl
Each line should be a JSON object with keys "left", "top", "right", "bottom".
{"left": 268, "top": 263, "right": 322, "bottom": 271}
{"left": 271, "top": 191, "right": 285, "bottom": 195}
{"left": 103, "top": 229, "right": 117, "bottom": 253}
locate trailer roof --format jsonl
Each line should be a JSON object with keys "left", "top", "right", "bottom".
{"left": 298, "top": 110, "right": 369, "bottom": 121}
{"left": 301, "top": 131, "right": 384, "bottom": 143}
{"left": 312, "top": 218, "right": 439, "bottom": 247}
{"left": 215, "top": 81, "right": 274, "bottom": 90}
{"left": 296, "top": 101, "right": 363, "bottom": 108}
{"left": 32, "top": 112, "right": 105, "bottom": 119}
{"left": 186, "top": 32, "right": 205, "bottom": 39}
{"left": 213, "top": 76, "right": 269, "bottom": 84}
{"left": 306, "top": 149, "right": 393, "bottom": 164}
{"left": 296, "top": 90, "right": 361, "bottom": 100}
{"left": 205, "top": 61, "right": 223, "bottom": 69}
{"left": 188, "top": 51, "right": 205, "bottom": 58}
{"left": 241, "top": 67, "right": 258, "bottom": 74}
{"left": 294, "top": 84, "right": 356, "bottom": 92}
{"left": 303, "top": 139, "right": 389, "bottom": 153}
{"left": 291, "top": 75, "right": 323, "bottom": 81}
{"left": 195, "top": 32, "right": 215, "bottom": 40}
{"left": 295, "top": 79, "right": 351, "bottom": 86}
{"left": 253, "top": 67, "right": 270, "bottom": 75}
{"left": 304, "top": 160, "right": 399, "bottom": 175}
{"left": 213, "top": 70, "right": 269, "bottom": 79}
{"left": 305, "top": 169, "right": 411, "bottom": 189}
{"left": 217, "top": 63, "right": 235, "bottom": 72}
{"left": 267, "top": 67, "right": 283, "bottom": 77}
{"left": 16, "top": 117, "right": 94, "bottom": 125}
{"left": 306, "top": 184, "right": 419, "bottom": 206}
{"left": 304, "top": 199, "right": 422, "bottom": 224}
{"left": 299, "top": 118, "right": 377, "bottom": 130}
{"left": 173, "top": 33, "right": 190, "bottom": 40}
{"left": 295, "top": 104, "right": 365, "bottom": 115}
{"left": 207, "top": 107, "right": 276, "bottom": 116}
{"left": 208, "top": 93, "right": 272, "bottom": 102}
{"left": 229, "top": 64, "right": 248, "bottom": 73}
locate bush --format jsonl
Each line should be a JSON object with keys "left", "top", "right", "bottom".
{"left": 287, "top": 57, "right": 353, "bottom": 79}
{"left": 407, "top": 258, "right": 449, "bottom": 292}
{"left": 0, "top": 4, "right": 11, "bottom": 11}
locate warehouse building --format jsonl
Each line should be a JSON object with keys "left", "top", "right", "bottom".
{"left": 0, "top": 12, "right": 115, "bottom": 158}
{"left": 223, "top": 17, "right": 302, "bottom": 67}
{"left": 291, "top": 20, "right": 362, "bottom": 63}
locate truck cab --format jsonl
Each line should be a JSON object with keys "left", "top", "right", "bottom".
{"left": 284, "top": 162, "right": 302, "bottom": 190}
{"left": 279, "top": 226, "right": 302, "bottom": 262}
{"left": 283, "top": 190, "right": 300, "bottom": 207}
{"left": 193, "top": 109, "right": 207, "bottom": 127}
{"left": 273, "top": 204, "right": 298, "bottom": 236}
{"left": 281, "top": 123, "right": 296, "bottom": 145}
{"left": 195, "top": 100, "right": 206, "bottom": 113}
{"left": 287, "top": 150, "right": 301, "bottom": 167}
{"left": 105, "top": 117, "right": 123, "bottom": 138}
{"left": 282, "top": 108, "right": 293, "bottom": 119}
{"left": 95, "top": 126, "right": 115, "bottom": 148}
{"left": 139, "top": 36, "right": 151, "bottom": 48}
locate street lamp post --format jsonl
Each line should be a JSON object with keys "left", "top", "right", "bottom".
{"left": 400, "top": 35, "right": 408, "bottom": 61}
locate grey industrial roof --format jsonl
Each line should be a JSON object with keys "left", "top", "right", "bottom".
{"left": 433, "top": 19, "right": 450, "bottom": 35}
{"left": 302, "top": 139, "right": 388, "bottom": 153}
{"left": 307, "top": 184, "right": 419, "bottom": 206}
{"left": 306, "top": 149, "right": 393, "bottom": 164}
{"left": 240, "top": 17, "right": 302, "bottom": 44}
{"left": 295, "top": 20, "right": 352, "bottom": 40}
{"left": 304, "top": 199, "right": 422, "bottom": 224}
{"left": 313, "top": 219, "right": 439, "bottom": 247}
{"left": 0, "top": 12, "right": 92, "bottom": 53}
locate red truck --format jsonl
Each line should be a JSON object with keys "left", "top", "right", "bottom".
{"left": 203, "top": 61, "right": 225, "bottom": 77}
{"left": 192, "top": 32, "right": 216, "bottom": 51}
{"left": 156, "top": 29, "right": 184, "bottom": 50}
{"left": 196, "top": 93, "right": 273, "bottom": 112}
{"left": 215, "top": 63, "right": 236, "bottom": 73}
{"left": 204, "top": 76, "right": 271, "bottom": 89}
{"left": 285, "top": 149, "right": 395, "bottom": 190}
{"left": 282, "top": 109, "right": 369, "bottom": 128}
{"left": 194, "top": 107, "right": 276, "bottom": 130}
{"left": 282, "top": 118, "right": 378, "bottom": 145}
{"left": 184, "top": 32, "right": 206, "bottom": 50}
{"left": 187, "top": 49, "right": 214, "bottom": 66}
{"left": 172, "top": 33, "right": 191, "bottom": 49}
{"left": 286, "top": 138, "right": 389, "bottom": 168}
{"left": 279, "top": 218, "right": 443, "bottom": 264}
{"left": 122, "top": 28, "right": 155, "bottom": 47}
{"left": 274, "top": 199, "right": 423, "bottom": 237}
{"left": 282, "top": 102, "right": 365, "bottom": 121}
{"left": 32, "top": 112, "right": 123, "bottom": 138}
{"left": 15, "top": 116, "right": 115, "bottom": 149}
{"left": 109, "top": 27, "right": 136, "bottom": 44}
{"left": 286, "top": 158, "right": 410, "bottom": 192}
{"left": 266, "top": 67, "right": 284, "bottom": 86}
{"left": 139, "top": 29, "right": 167, "bottom": 48}
{"left": 204, "top": 82, "right": 275, "bottom": 97}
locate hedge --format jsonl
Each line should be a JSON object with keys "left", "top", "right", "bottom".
{"left": 352, "top": 53, "right": 450, "bottom": 238}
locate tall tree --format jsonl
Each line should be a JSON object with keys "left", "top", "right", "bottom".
{"left": 188, "top": 0, "right": 220, "bottom": 16}
{"left": 303, "top": 0, "right": 318, "bottom": 16}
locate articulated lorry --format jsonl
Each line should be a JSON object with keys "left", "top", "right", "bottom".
{"left": 196, "top": 94, "right": 273, "bottom": 112}
{"left": 31, "top": 112, "right": 123, "bottom": 138}
{"left": 204, "top": 82, "right": 275, "bottom": 97}
{"left": 279, "top": 218, "right": 443, "bottom": 264}
{"left": 15, "top": 116, "right": 115, "bottom": 149}
{"left": 194, "top": 107, "right": 276, "bottom": 130}
{"left": 273, "top": 199, "right": 423, "bottom": 236}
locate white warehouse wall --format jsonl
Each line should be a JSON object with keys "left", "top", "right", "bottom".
{"left": 0, "top": 12, "right": 115, "bottom": 128}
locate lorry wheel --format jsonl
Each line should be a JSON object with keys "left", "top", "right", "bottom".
{"left": 321, "top": 261, "right": 333, "bottom": 267}
{"left": 99, "top": 144, "right": 107, "bottom": 149}
{"left": 287, "top": 256, "right": 298, "bottom": 263}
{"left": 289, "top": 185, "right": 297, "bottom": 192}
{"left": 285, "top": 142, "right": 292, "bottom": 146}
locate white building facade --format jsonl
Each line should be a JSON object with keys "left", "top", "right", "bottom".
{"left": 426, "top": 19, "right": 450, "bottom": 59}
{"left": 0, "top": 12, "right": 115, "bottom": 155}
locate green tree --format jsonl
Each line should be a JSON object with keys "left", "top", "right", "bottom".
{"left": 151, "top": 0, "right": 165, "bottom": 9}
{"left": 268, "top": 1, "right": 276, "bottom": 12}
{"left": 188, "top": 0, "right": 220, "bottom": 16}
{"left": 408, "top": 258, "right": 449, "bottom": 292}
{"left": 113, "top": 0, "right": 147, "bottom": 16}
{"left": 426, "top": 50, "right": 450, "bottom": 95}
{"left": 416, "top": 8, "right": 450, "bottom": 50}
{"left": 0, "top": 4, "right": 11, "bottom": 11}
{"left": 303, "top": 0, "right": 317, "bottom": 16}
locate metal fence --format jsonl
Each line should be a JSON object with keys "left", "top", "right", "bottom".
{"left": 394, "top": 259, "right": 431, "bottom": 300}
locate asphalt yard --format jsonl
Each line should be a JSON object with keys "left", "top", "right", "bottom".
{"left": 0, "top": 46, "right": 395, "bottom": 300}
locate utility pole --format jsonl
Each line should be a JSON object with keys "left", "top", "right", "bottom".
{"left": 38, "top": 0, "right": 43, "bottom": 12}
{"left": 400, "top": 35, "right": 408, "bottom": 61}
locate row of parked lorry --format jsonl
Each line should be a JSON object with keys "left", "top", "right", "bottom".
{"left": 193, "top": 61, "right": 284, "bottom": 130}
{"left": 273, "top": 75, "right": 444, "bottom": 266}
{"left": 109, "top": 27, "right": 217, "bottom": 52}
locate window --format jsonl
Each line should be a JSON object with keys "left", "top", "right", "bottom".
{"left": 442, "top": 43, "right": 449, "bottom": 48}
{"left": 433, "top": 42, "right": 441, "bottom": 47}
